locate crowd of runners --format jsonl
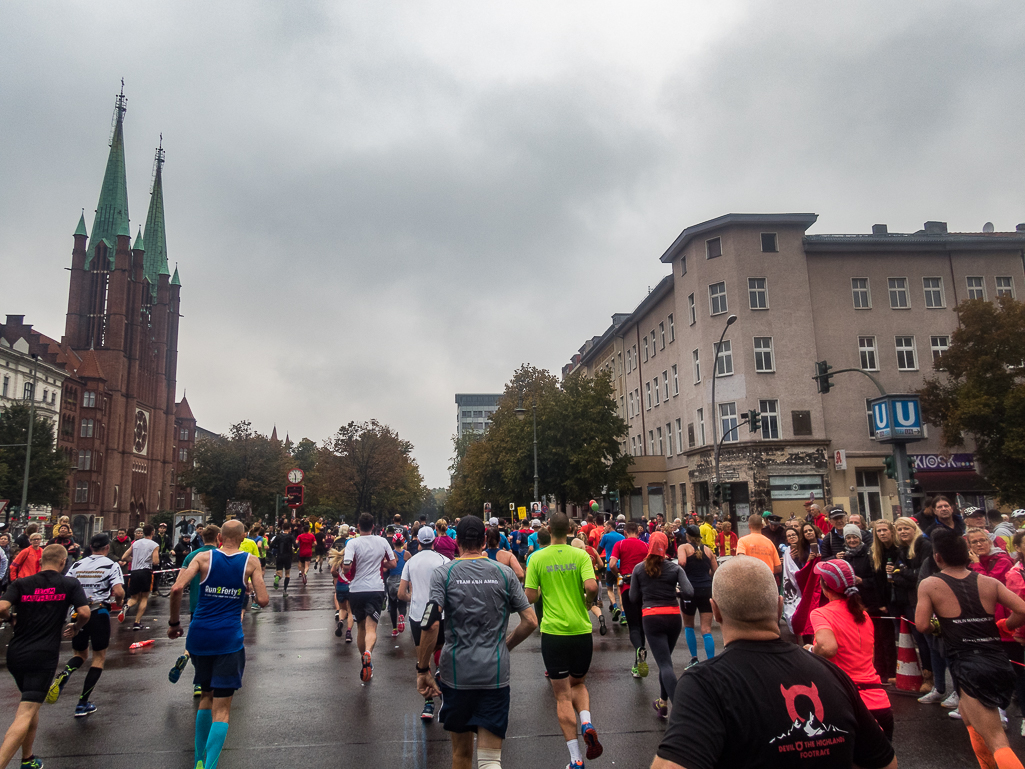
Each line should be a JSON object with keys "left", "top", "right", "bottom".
{"left": 0, "top": 498, "right": 1023, "bottom": 768}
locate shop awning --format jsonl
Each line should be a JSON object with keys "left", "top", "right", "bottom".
{"left": 916, "top": 471, "right": 992, "bottom": 493}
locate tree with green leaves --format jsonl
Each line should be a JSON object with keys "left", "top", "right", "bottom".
{"left": 0, "top": 403, "right": 71, "bottom": 511}
{"left": 919, "top": 297, "right": 1025, "bottom": 504}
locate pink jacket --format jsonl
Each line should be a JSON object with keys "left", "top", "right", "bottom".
{"left": 970, "top": 548, "right": 1015, "bottom": 639}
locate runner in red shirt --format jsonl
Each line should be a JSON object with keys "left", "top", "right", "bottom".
{"left": 296, "top": 526, "right": 317, "bottom": 586}
{"left": 611, "top": 521, "right": 654, "bottom": 678}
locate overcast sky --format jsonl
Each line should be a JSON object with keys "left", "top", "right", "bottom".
{"left": 1, "top": 2, "right": 1023, "bottom": 487}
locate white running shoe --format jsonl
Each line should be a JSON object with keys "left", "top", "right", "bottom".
{"left": 948, "top": 709, "right": 962, "bottom": 720}
{"left": 940, "top": 691, "right": 959, "bottom": 709}
{"left": 917, "top": 688, "right": 944, "bottom": 704}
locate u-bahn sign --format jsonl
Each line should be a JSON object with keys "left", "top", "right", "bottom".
{"left": 870, "top": 395, "right": 923, "bottom": 444}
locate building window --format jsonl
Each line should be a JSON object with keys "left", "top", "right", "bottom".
{"left": 923, "top": 277, "right": 945, "bottom": 308}
{"left": 23, "top": 382, "right": 33, "bottom": 401}
{"left": 696, "top": 408, "right": 705, "bottom": 446}
{"left": 83, "top": 391, "right": 96, "bottom": 408}
{"left": 80, "top": 418, "right": 94, "bottom": 438}
{"left": 631, "top": 436, "right": 637, "bottom": 455}
{"left": 714, "top": 340, "right": 733, "bottom": 377}
{"left": 649, "top": 430, "right": 655, "bottom": 455}
{"left": 931, "top": 335, "right": 950, "bottom": 362}
{"left": 759, "top": 399, "right": 780, "bottom": 439}
{"left": 688, "top": 294, "right": 696, "bottom": 325}
{"left": 967, "top": 276, "right": 985, "bottom": 300}
{"left": 666, "top": 423, "right": 673, "bottom": 455}
{"left": 651, "top": 330, "right": 657, "bottom": 357}
{"left": 179, "top": 427, "right": 189, "bottom": 440}
{"left": 895, "top": 336, "right": 918, "bottom": 371}
{"left": 706, "top": 237, "right": 722, "bottom": 259}
{"left": 653, "top": 378, "right": 660, "bottom": 406}
{"left": 692, "top": 349, "right": 701, "bottom": 383}
{"left": 997, "top": 277, "right": 1015, "bottom": 298}
{"left": 659, "top": 322, "right": 666, "bottom": 350}
{"left": 709, "top": 282, "right": 728, "bottom": 315}
{"left": 626, "top": 348, "right": 632, "bottom": 372}
{"left": 657, "top": 427, "right": 664, "bottom": 455}
{"left": 668, "top": 314, "right": 675, "bottom": 342}
{"left": 754, "top": 336, "right": 774, "bottom": 372}
{"left": 791, "top": 410, "right": 813, "bottom": 436}
{"left": 672, "top": 364, "right": 679, "bottom": 395}
{"left": 852, "top": 278, "right": 871, "bottom": 309}
{"left": 646, "top": 383, "right": 652, "bottom": 409}
{"left": 179, "top": 447, "right": 189, "bottom": 462}
{"left": 676, "top": 419, "right": 683, "bottom": 453}
{"left": 748, "top": 278, "right": 768, "bottom": 309}
{"left": 687, "top": 422, "right": 696, "bottom": 448}
{"left": 74, "top": 481, "right": 89, "bottom": 503}
{"left": 1, "top": 376, "right": 7, "bottom": 397}
{"left": 761, "top": 232, "right": 778, "bottom": 253}
{"left": 888, "top": 278, "right": 909, "bottom": 308}
{"left": 680, "top": 255, "right": 687, "bottom": 275}
{"left": 865, "top": 398, "right": 876, "bottom": 438}
{"left": 77, "top": 450, "right": 92, "bottom": 471}
{"left": 643, "top": 337, "right": 649, "bottom": 362}
{"left": 662, "top": 371, "right": 669, "bottom": 401}
{"left": 628, "top": 391, "right": 634, "bottom": 418}
{"left": 720, "top": 402, "right": 739, "bottom": 443}
{"left": 859, "top": 337, "right": 878, "bottom": 371}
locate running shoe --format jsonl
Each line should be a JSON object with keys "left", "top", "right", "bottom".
{"left": 74, "top": 701, "right": 97, "bottom": 717}
{"left": 1000, "top": 708, "right": 1008, "bottom": 728}
{"left": 46, "top": 667, "right": 72, "bottom": 704}
{"left": 169, "top": 654, "right": 189, "bottom": 684}
{"left": 611, "top": 606, "right": 621, "bottom": 622}
{"left": 948, "top": 709, "right": 962, "bottom": 721}
{"left": 117, "top": 605, "right": 126, "bottom": 623}
{"left": 193, "top": 684, "right": 202, "bottom": 698}
{"left": 274, "top": 574, "right": 280, "bottom": 588}
{"left": 619, "top": 614, "right": 628, "bottom": 626}
{"left": 132, "top": 622, "right": 142, "bottom": 631}
{"left": 360, "top": 651, "right": 373, "bottom": 682}
{"left": 635, "top": 648, "right": 649, "bottom": 678}
{"left": 631, "top": 666, "right": 641, "bottom": 679}
{"left": 19, "top": 757, "right": 42, "bottom": 769}
{"left": 421, "top": 698, "right": 435, "bottom": 722}
{"left": 335, "top": 621, "right": 344, "bottom": 638}
{"left": 398, "top": 614, "right": 406, "bottom": 633}
{"left": 598, "top": 615, "right": 607, "bottom": 636}
{"left": 581, "top": 722, "right": 603, "bottom": 760}
{"left": 652, "top": 698, "right": 668, "bottom": 719}
{"left": 300, "top": 571, "right": 307, "bottom": 586}
{"left": 566, "top": 762, "right": 584, "bottom": 769}
{"left": 391, "top": 629, "right": 399, "bottom": 638}
{"left": 917, "top": 688, "right": 944, "bottom": 704}
{"left": 941, "top": 691, "right": 959, "bottom": 709}
{"left": 345, "top": 628, "right": 352, "bottom": 644}
{"left": 688, "top": 656, "right": 699, "bottom": 667}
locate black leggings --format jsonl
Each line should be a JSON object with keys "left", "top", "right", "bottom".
{"left": 869, "top": 707, "right": 894, "bottom": 742}
{"left": 387, "top": 578, "right": 407, "bottom": 627}
{"left": 642, "top": 613, "right": 682, "bottom": 702}
{"left": 622, "top": 582, "right": 645, "bottom": 651}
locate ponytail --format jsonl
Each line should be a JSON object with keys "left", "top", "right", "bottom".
{"left": 644, "top": 553, "right": 663, "bottom": 578}
{"left": 845, "top": 591, "right": 867, "bottom": 625}
{"left": 688, "top": 533, "right": 704, "bottom": 560}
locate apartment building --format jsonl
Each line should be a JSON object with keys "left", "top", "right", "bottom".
{"left": 455, "top": 394, "right": 502, "bottom": 437}
{"left": 568, "top": 213, "right": 1025, "bottom": 522}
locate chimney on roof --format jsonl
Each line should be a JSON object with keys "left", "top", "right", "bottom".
{"left": 871, "top": 224, "right": 888, "bottom": 235}
{"left": 924, "top": 221, "right": 948, "bottom": 235}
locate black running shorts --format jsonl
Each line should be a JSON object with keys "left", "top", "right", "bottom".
{"left": 275, "top": 556, "right": 292, "bottom": 571}
{"left": 540, "top": 632, "right": 593, "bottom": 680}
{"left": 681, "top": 587, "right": 712, "bottom": 616}
{"left": 192, "top": 649, "right": 246, "bottom": 693}
{"left": 72, "top": 608, "right": 111, "bottom": 653}
{"left": 950, "top": 651, "right": 1015, "bottom": 710}
{"left": 7, "top": 660, "right": 55, "bottom": 703}
{"left": 409, "top": 617, "right": 445, "bottom": 649}
{"left": 128, "top": 568, "right": 153, "bottom": 597}
{"left": 349, "top": 591, "right": 385, "bottom": 624}
{"left": 439, "top": 683, "right": 511, "bottom": 739}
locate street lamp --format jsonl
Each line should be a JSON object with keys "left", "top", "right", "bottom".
{"left": 514, "top": 395, "right": 539, "bottom": 504}
{"left": 711, "top": 315, "right": 737, "bottom": 515}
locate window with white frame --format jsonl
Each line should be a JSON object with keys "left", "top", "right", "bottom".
{"left": 931, "top": 336, "right": 949, "bottom": 362}
{"left": 859, "top": 337, "right": 878, "bottom": 371}
{"left": 80, "top": 418, "right": 94, "bottom": 438}
{"left": 631, "top": 436, "right": 637, "bottom": 455}
{"left": 997, "top": 277, "right": 1015, "bottom": 298}
{"left": 23, "top": 382, "right": 33, "bottom": 400}
{"left": 895, "top": 336, "right": 918, "bottom": 370}
{"left": 706, "top": 237, "right": 722, "bottom": 259}
{"left": 748, "top": 278, "right": 768, "bottom": 309}
{"left": 668, "top": 314, "right": 675, "bottom": 342}
{"left": 83, "top": 391, "right": 96, "bottom": 408}
{"left": 759, "top": 399, "right": 780, "bottom": 439}
{"left": 680, "top": 255, "right": 687, "bottom": 275}
{"left": 676, "top": 418, "right": 683, "bottom": 452}
{"left": 662, "top": 371, "right": 669, "bottom": 401}
{"left": 665, "top": 423, "right": 672, "bottom": 456}
{"left": 754, "top": 337, "right": 774, "bottom": 372}
{"left": 688, "top": 294, "right": 696, "bottom": 325}
{"left": 657, "top": 427, "right": 664, "bottom": 455}
{"left": 643, "top": 337, "right": 649, "bottom": 361}
{"left": 659, "top": 322, "right": 666, "bottom": 350}
{"left": 651, "top": 330, "right": 657, "bottom": 356}
{"left": 646, "top": 383, "right": 652, "bottom": 409}
{"left": 649, "top": 430, "right": 655, "bottom": 454}
{"left": 923, "top": 277, "right": 944, "bottom": 308}
{"left": 851, "top": 278, "right": 871, "bottom": 309}
{"left": 626, "top": 348, "right": 632, "bottom": 372}
{"left": 179, "top": 427, "right": 189, "bottom": 441}
{"left": 628, "top": 391, "right": 635, "bottom": 418}
{"left": 692, "top": 349, "right": 701, "bottom": 383}
{"left": 865, "top": 398, "right": 876, "bottom": 438}
{"left": 888, "top": 278, "right": 909, "bottom": 308}
{"left": 720, "top": 402, "right": 739, "bottom": 443}
{"left": 709, "top": 282, "right": 728, "bottom": 315}
{"left": 653, "top": 378, "right": 660, "bottom": 406}
{"left": 672, "top": 364, "right": 679, "bottom": 395}
{"left": 714, "top": 340, "right": 733, "bottom": 377}
{"left": 635, "top": 388, "right": 640, "bottom": 412}
{"left": 697, "top": 408, "right": 705, "bottom": 445}
{"left": 77, "top": 450, "right": 92, "bottom": 470}
{"left": 967, "top": 276, "right": 985, "bottom": 300}
{"left": 74, "top": 481, "right": 89, "bottom": 503}
{"left": 688, "top": 422, "right": 696, "bottom": 448}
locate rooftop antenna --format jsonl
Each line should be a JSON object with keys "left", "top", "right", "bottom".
{"left": 109, "top": 78, "right": 127, "bottom": 147}
{"left": 983, "top": 222, "right": 995, "bottom": 233}
{"left": 151, "top": 133, "right": 165, "bottom": 193}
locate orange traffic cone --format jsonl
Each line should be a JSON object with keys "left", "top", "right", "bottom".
{"left": 895, "top": 617, "right": 923, "bottom": 694}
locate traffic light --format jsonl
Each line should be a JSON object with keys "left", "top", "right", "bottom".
{"left": 712, "top": 482, "right": 722, "bottom": 503}
{"left": 883, "top": 455, "right": 896, "bottom": 480}
{"left": 722, "top": 483, "right": 732, "bottom": 501}
{"left": 814, "top": 360, "right": 834, "bottom": 394}
{"left": 906, "top": 456, "right": 917, "bottom": 483}
{"left": 285, "top": 484, "right": 304, "bottom": 507}
{"left": 748, "top": 409, "right": 761, "bottom": 433}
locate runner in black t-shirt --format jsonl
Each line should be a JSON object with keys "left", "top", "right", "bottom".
{"left": 273, "top": 527, "right": 296, "bottom": 590}
{"left": 0, "top": 544, "right": 90, "bottom": 769}
{"left": 652, "top": 556, "right": 895, "bottom": 769}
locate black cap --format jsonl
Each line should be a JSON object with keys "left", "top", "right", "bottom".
{"left": 685, "top": 524, "right": 701, "bottom": 539}
{"left": 828, "top": 507, "right": 846, "bottom": 518}
{"left": 455, "top": 515, "right": 486, "bottom": 541}
{"left": 767, "top": 515, "right": 783, "bottom": 522}
{"left": 90, "top": 533, "right": 111, "bottom": 550}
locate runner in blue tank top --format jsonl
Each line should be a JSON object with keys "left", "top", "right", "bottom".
{"left": 168, "top": 520, "right": 268, "bottom": 769}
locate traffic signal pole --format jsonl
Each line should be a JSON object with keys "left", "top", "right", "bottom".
{"left": 891, "top": 443, "right": 915, "bottom": 517}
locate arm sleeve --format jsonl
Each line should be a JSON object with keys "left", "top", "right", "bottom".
{"left": 655, "top": 669, "right": 724, "bottom": 769}
{"left": 809, "top": 606, "right": 829, "bottom": 633}
{"left": 676, "top": 564, "right": 694, "bottom": 599}
{"left": 630, "top": 564, "right": 645, "bottom": 604}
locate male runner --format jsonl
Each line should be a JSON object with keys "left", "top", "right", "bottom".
{"left": 47, "top": 533, "right": 125, "bottom": 715}
{"left": 417, "top": 516, "right": 537, "bottom": 769}
{"left": 0, "top": 545, "right": 90, "bottom": 769}
{"left": 273, "top": 525, "right": 295, "bottom": 590}
{"left": 609, "top": 521, "right": 650, "bottom": 677}
{"left": 295, "top": 525, "right": 316, "bottom": 585}
{"left": 525, "top": 513, "right": 602, "bottom": 769}
{"left": 398, "top": 525, "right": 448, "bottom": 721}
{"left": 597, "top": 520, "right": 625, "bottom": 621}
{"left": 168, "top": 520, "right": 269, "bottom": 769}
{"left": 343, "top": 512, "right": 397, "bottom": 681}
{"left": 917, "top": 529, "right": 1025, "bottom": 769}
{"left": 120, "top": 523, "right": 160, "bottom": 630}
{"left": 170, "top": 524, "right": 220, "bottom": 697}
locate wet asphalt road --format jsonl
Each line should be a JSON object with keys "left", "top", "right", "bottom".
{"left": 0, "top": 565, "right": 1022, "bottom": 769}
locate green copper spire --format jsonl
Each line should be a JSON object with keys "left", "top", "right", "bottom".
{"left": 74, "top": 210, "right": 88, "bottom": 238}
{"left": 86, "top": 85, "right": 130, "bottom": 270}
{"left": 170, "top": 265, "right": 181, "bottom": 286}
{"left": 143, "top": 139, "right": 169, "bottom": 299}
{"left": 133, "top": 226, "right": 144, "bottom": 251}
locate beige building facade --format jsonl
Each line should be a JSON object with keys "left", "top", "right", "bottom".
{"left": 567, "top": 214, "right": 1025, "bottom": 522}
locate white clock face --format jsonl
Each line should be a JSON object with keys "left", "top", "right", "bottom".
{"left": 288, "top": 469, "right": 304, "bottom": 484}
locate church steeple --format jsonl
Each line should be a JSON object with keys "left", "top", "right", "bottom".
{"left": 143, "top": 137, "right": 169, "bottom": 298}
{"left": 86, "top": 83, "right": 130, "bottom": 270}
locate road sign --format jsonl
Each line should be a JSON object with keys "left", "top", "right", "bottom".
{"left": 870, "top": 395, "right": 923, "bottom": 443}
{"left": 0, "top": 500, "right": 7, "bottom": 516}
{"left": 287, "top": 468, "right": 305, "bottom": 484}
{"left": 484, "top": 502, "right": 491, "bottom": 513}
{"left": 530, "top": 502, "right": 541, "bottom": 516}
{"left": 509, "top": 502, "right": 515, "bottom": 512}
{"left": 517, "top": 506, "right": 527, "bottom": 520}
{"left": 834, "top": 450, "right": 847, "bottom": 470}
{"left": 285, "top": 484, "right": 304, "bottom": 508}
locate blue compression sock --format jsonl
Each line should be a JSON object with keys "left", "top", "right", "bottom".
{"left": 204, "top": 721, "right": 229, "bottom": 769}
{"left": 703, "top": 633, "right": 715, "bottom": 659}
{"left": 195, "top": 709, "right": 213, "bottom": 764}
{"left": 685, "top": 627, "right": 697, "bottom": 658}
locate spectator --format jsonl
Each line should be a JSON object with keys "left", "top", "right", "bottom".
{"left": 819, "top": 508, "right": 852, "bottom": 560}
{"left": 10, "top": 533, "right": 44, "bottom": 581}
{"left": 108, "top": 529, "right": 131, "bottom": 562}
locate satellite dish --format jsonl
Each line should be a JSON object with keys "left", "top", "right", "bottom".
{"left": 983, "top": 222, "right": 995, "bottom": 233}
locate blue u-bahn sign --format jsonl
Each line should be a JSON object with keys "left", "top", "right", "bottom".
{"left": 870, "top": 395, "right": 923, "bottom": 444}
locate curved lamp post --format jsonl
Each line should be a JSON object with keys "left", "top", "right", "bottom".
{"left": 711, "top": 314, "right": 737, "bottom": 514}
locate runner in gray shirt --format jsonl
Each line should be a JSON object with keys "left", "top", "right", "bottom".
{"left": 417, "top": 515, "right": 537, "bottom": 769}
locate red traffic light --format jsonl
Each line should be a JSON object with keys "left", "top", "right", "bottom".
{"left": 285, "top": 484, "right": 304, "bottom": 508}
